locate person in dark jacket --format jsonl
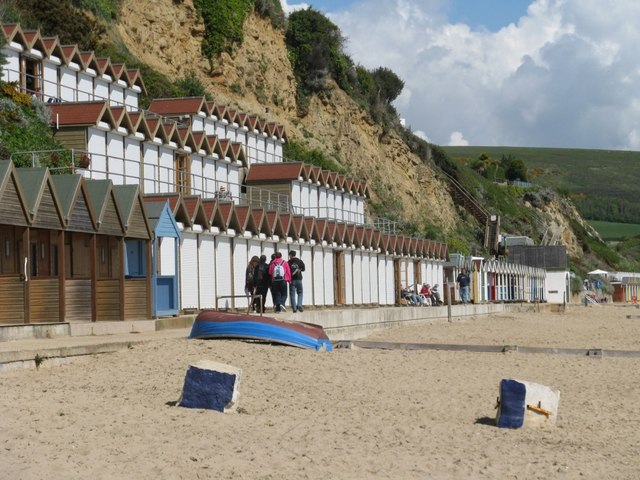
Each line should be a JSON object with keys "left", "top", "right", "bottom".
{"left": 287, "top": 250, "right": 306, "bottom": 312}
{"left": 252, "top": 255, "right": 270, "bottom": 313}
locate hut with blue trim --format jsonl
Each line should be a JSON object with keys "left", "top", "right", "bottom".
{"left": 143, "top": 199, "right": 181, "bottom": 317}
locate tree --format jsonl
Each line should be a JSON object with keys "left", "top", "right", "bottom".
{"left": 370, "top": 67, "right": 404, "bottom": 104}
{"left": 194, "top": 0, "right": 250, "bottom": 70}
{"left": 286, "top": 8, "right": 345, "bottom": 93}
{"left": 505, "top": 158, "right": 528, "bottom": 182}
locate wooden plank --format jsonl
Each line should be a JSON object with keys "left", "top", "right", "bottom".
{"left": 65, "top": 279, "right": 91, "bottom": 321}
{"left": 0, "top": 276, "right": 24, "bottom": 323}
{"left": 30, "top": 278, "right": 60, "bottom": 322}
{"left": 124, "top": 279, "right": 148, "bottom": 320}
{"left": 96, "top": 279, "right": 121, "bottom": 321}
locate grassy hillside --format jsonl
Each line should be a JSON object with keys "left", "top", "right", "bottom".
{"left": 443, "top": 146, "right": 640, "bottom": 224}
{"left": 588, "top": 220, "right": 640, "bottom": 241}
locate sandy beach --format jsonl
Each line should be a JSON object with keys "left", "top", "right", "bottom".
{"left": 2, "top": 304, "right": 640, "bottom": 479}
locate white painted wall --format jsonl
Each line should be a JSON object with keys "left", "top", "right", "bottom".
{"left": 344, "top": 249, "right": 354, "bottom": 305}
{"left": 323, "top": 246, "right": 335, "bottom": 305}
{"left": 353, "top": 250, "right": 363, "bottom": 305}
{"left": 199, "top": 233, "right": 216, "bottom": 308}
{"left": 215, "top": 236, "right": 233, "bottom": 310}
{"left": 180, "top": 231, "right": 199, "bottom": 309}
{"left": 124, "top": 137, "right": 140, "bottom": 185}
{"left": 233, "top": 238, "right": 249, "bottom": 308}
{"left": 106, "top": 132, "right": 124, "bottom": 184}
{"left": 87, "top": 129, "right": 107, "bottom": 179}
{"left": 313, "top": 246, "right": 324, "bottom": 306}
{"left": 546, "top": 270, "right": 570, "bottom": 304}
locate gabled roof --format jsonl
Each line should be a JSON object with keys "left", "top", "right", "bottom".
{"left": 246, "top": 115, "right": 258, "bottom": 131}
{"left": 257, "top": 117, "right": 267, "bottom": 134}
{"left": 216, "top": 202, "right": 242, "bottom": 232}
{"left": 278, "top": 213, "right": 296, "bottom": 239}
{"left": 2, "top": 24, "right": 24, "bottom": 46}
{"left": 245, "top": 162, "right": 304, "bottom": 183}
{"left": 42, "top": 37, "right": 65, "bottom": 60}
{"left": 218, "top": 138, "right": 230, "bottom": 158}
{"left": 142, "top": 115, "right": 162, "bottom": 139}
{"left": 143, "top": 193, "right": 191, "bottom": 227}
{"left": 326, "top": 221, "right": 338, "bottom": 244}
{"left": 15, "top": 168, "right": 64, "bottom": 229}
{"left": 22, "top": 30, "right": 46, "bottom": 55}
{"left": 200, "top": 198, "right": 227, "bottom": 230}
{"left": 275, "top": 124, "right": 287, "bottom": 142}
{"left": 354, "top": 226, "right": 366, "bottom": 248}
{"left": 110, "top": 63, "right": 126, "bottom": 82}
{"left": 50, "top": 174, "right": 96, "bottom": 232}
{"left": 229, "top": 142, "right": 248, "bottom": 166}
{"left": 225, "top": 108, "right": 238, "bottom": 124}
{"left": 183, "top": 195, "right": 210, "bottom": 229}
{"left": 336, "top": 222, "right": 347, "bottom": 245}
{"left": 250, "top": 208, "right": 269, "bottom": 236}
{"left": 264, "top": 210, "right": 285, "bottom": 238}
{"left": 83, "top": 179, "right": 125, "bottom": 236}
{"left": 113, "top": 184, "right": 151, "bottom": 239}
{"left": 148, "top": 97, "right": 208, "bottom": 117}
{"left": 95, "top": 57, "right": 117, "bottom": 78}
{"left": 266, "top": 122, "right": 277, "bottom": 138}
{"left": 371, "top": 229, "right": 382, "bottom": 250}
{"left": 79, "top": 51, "right": 100, "bottom": 72}
{"left": 190, "top": 131, "right": 206, "bottom": 154}
{"left": 176, "top": 125, "right": 197, "bottom": 151}
{"left": 0, "top": 160, "right": 29, "bottom": 226}
{"left": 233, "top": 205, "right": 257, "bottom": 234}
{"left": 387, "top": 235, "right": 398, "bottom": 254}
{"left": 291, "top": 214, "right": 308, "bottom": 241}
{"left": 126, "top": 69, "right": 147, "bottom": 94}
{"left": 143, "top": 200, "right": 180, "bottom": 239}
{"left": 47, "top": 101, "right": 115, "bottom": 128}
{"left": 209, "top": 103, "right": 226, "bottom": 121}
{"left": 345, "top": 224, "right": 356, "bottom": 246}
{"left": 236, "top": 112, "right": 247, "bottom": 128}
{"left": 305, "top": 217, "right": 320, "bottom": 242}
{"left": 60, "top": 45, "right": 83, "bottom": 66}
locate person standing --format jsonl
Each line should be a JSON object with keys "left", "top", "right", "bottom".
{"left": 245, "top": 256, "right": 259, "bottom": 311}
{"left": 456, "top": 267, "right": 471, "bottom": 304}
{"left": 252, "top": 255, "right": 270, "bottom": 313}
{"left": 268, "top": 251, "right": 291, "bottom": 312}
{"left": 287, "top": 250, "right": 306, "bottom": 313}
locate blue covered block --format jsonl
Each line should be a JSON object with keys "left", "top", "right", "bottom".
{"left": 178, "top": 360, "right": 241, "bottom": 413}
{"left": 496, "top": 379, "right": 526, "bottom": 428}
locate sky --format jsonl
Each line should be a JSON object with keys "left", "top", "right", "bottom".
{"left": 279, "top": 0, "right": 640, "bottom": 150}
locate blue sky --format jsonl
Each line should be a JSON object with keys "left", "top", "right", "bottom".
{"left": 281, "top": 1, "right": 640, "bottom": 150}
{"left": 309, "top": 0, "right": 532, "bottom": 32}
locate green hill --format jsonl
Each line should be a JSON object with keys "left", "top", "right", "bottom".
{"left": 442, "top": 146, "right": 640, "bottom": 224}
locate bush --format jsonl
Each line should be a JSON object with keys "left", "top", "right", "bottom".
{"left": 0, "top": 95, "right": 63, "bottom": 166}
{"left": 253, "top": 0, "right": 285, "bottom": 30}
{"left": 194, "top": 0, "right": 250, "bottom": 70}
{"left": 11, "top": 0, "right": 106, "bottom": 50}
{"left": 175, "top": 71, "right": 212, "bottom": 100}
{"left": 283, "top": 139, "right": 346, "bottom": 174}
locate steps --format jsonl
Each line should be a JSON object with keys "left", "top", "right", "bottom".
{"left": 442, "top": 171, "right": 500, "bottom": 254}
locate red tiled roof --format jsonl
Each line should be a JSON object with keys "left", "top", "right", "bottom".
{"left": 245, "top": 163, "right": 303, "bottom": 183}
{"left": 234, "top": 206, "right": 251, "bottom": 229}
{"left": 47, "top": 101, "right": 109, "bottom": 127}
{"left": 148, "top": 97, "right": 207, "bottom": 116}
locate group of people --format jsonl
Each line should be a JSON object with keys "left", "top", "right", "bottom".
{"left": 401, "top": 283, "right": 442, "bottom": 306}
{"left": 214, "top": 185, "right": 233, "bottom": 201}
{"left": 401, "top": 267, "right": 471, "bottom": 307}
{"left": 244, "top": 250, "right": 306, "bottom": 314}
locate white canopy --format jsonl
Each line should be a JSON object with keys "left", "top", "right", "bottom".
{"left": 588, "top": 269, "right": 608, "bottom": 275}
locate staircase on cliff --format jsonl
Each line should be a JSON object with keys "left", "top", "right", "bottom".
{"left": 442, "top": 171, "right": 501, "bottom": 255}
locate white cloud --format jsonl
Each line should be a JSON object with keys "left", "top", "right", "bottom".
{"left": 325, "top": 0, "right": 640, "bottom": 150}
{"left": 280, "top": 0, "right": 309, "bottom": 15}
{"left": 448, "top": 131, "right": 468, "bottom": 146}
